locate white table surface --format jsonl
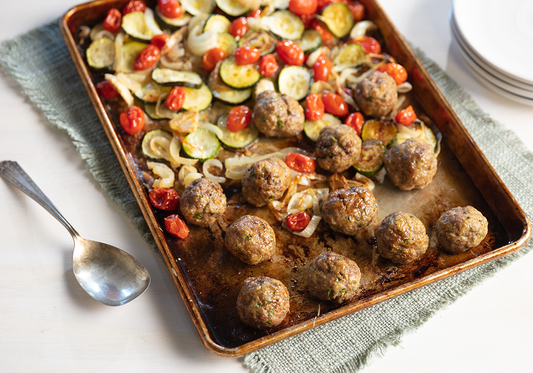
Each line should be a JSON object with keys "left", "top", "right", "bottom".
{"left": 1, "top": 0, "right": 532, "bottom": 372}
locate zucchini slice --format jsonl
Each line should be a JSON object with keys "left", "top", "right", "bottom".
{"left": 182, "top": 128, "right": 221, "bottom": 161}
{"left": 134, "top": 81, "right": 172, "bottom": 103}
{"left": 204, "top": 14, "right": 231, "bottom": 33}
{"left": 181, "top": 0, "right": 215, "bottom": 16}
{"left": 238, "top": 30, "right": 277, "bottom": 56}
{"left": 144, "top": 103, "right": 179, "bottom": 120}
{"left": 361, "top": 119, "right": 398, "bottom": 146}
{"left": 296, "top": 29, "right": 322, "bottom": 54}
{"left": 86, "top": 38, "right": 115, "bottom": 70}
{"left": 217, "top": 33, "right": 238, "bottom": 56}
{"left": 142, "top": 129, "right": 174, "bottom": 160}
{"left": 215, "top": 0, "right": 249, "bottom": 17}
{"left": 303, "top": 114, "right": 342, "bottom": 142}
{"left": 182, "top": 84, "right": 213, "bottom": 111}
{"left": 122, "top": 41, "right": 149, "bottom": 72}
{"left": 265, "top": 11, "right": 304, "bottom": 40}
{"left": 217, "top": 113, "right": 259, "bottom": 148}
{"left": 208, "top": 62, "right": 252, "bottom": 104}
{"left": 321, "top": 3, "right": 354, "bottom": 38}
{"left": 152, "top": 68, "right": 203, "bottom": 88}
{"left": 333, "top": 43, "right": 366, "bottom": 65}
{"left": 121, "top": 9, "right": 163, "bottom": 42}
{"left": 155, "top": 6, "right": 192, "bottom": 30}
{"left": 278, "top": 66, "right": 311, "bottom": 101}
{"left": 220, "top": 56, "right": 261, "bottom": 90}
{"left": 353, "top": 139, "right": 386, "bottom": 176}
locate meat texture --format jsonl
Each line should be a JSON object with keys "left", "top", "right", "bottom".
{"left": 315, "top": 124, "right": 362, "bottom": 173}
{"left": 435, "top": 206, "right": 488, "bottom": 254}
{"left": 353, "top": 71, "right": 398, "bottom": 117}
{"left": 252, "top": 90, "right": 305, "bottom": 137}
{"left": 225, "top": 215, "right": 276, "bottom": 265}
{"left": 180, "top": 177, "right": 226, "bottom": 227}
{"left": 241, "top": 157, "right": 291, "bottom": 207}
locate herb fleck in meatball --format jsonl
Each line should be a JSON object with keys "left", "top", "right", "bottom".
{"left": 180, "top": 177, "right": 226, "bottom": 227}
{"left": 384, "top": 138, "right": 438, "bottom": 191}
{"left": 315, "top": 124, "right": 362, "bottom": 173}
{"left": 375, "top": 211, "right": 429, "bottom": 264}
{"left": 225, "top": 215, "right": 276, "bottom": 265}
{"left": 353, "top": 71, "right": 398, "bottom": 117}
{"left": 241, "top": 157, "right": 291, "bottom": 207}
{"left": 307, "top": 251, "right": 361, "bottom": 304}
{"left": 236, "top": 276, "right": 290, "bottom": 329}
{"left": 435, "top": 206, "right": 488, "bottom": 254}
{"left": 252, "top": 90, "right": 305, "bottom": 137}
{"left": 322, "top": 187, "right": 379, "bottom": 235}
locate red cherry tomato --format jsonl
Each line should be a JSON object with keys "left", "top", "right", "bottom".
{"left": 342, "top": 0, "right": 365, "bottom": 22}
{"left": 285, "top": 153, "right": 316, "bottom": 173}
{"left": 133, "top": 44, "right": 160, "bottom": 70}
{"left": 342, "top": 87, "right": 353, "bottom": 97}
{"left": 276, "top": 40, "right": 305, "bottom": 66}
{"left": 299, "top": 14, "right": 315, "bottom": 28}
{"left": 350, "top": 36, "right": 381, "bottom": 54}
{"left": 158, "top": 0, "right": 182, "bottom": 18}
{"left": 151, "top": 33, "right": 170, "bottom": 50}
{"left": 122, "top": 0, "right": 146, "bottom": 15}
{"left": 202, "top": 47, "right": 226, "bottom": 73}
{"left": 311, "top": 19, "right": 333, "bottom": 42}
{"left": 103, "top": 9, "right": 122, "bottom": 33}
{"left": 286, "top": 211, "right": 311, "bottom": 232}
{"left": 247, "top": 9, "right": 262, "bottom": 17}
{"left": 322, "top": 92, "right": 349, "bottom": 117}
{"left": 119, "top": 106, "right": 145, "bottom": 135}
{"left": 96, "top": 80, "right": 118, "bottom": 100}
{"left": 229, "top": 17, "right": 249, "bottom": 38}
{"left": 165, "top": 86, "right": 186, "bottom": 111}
{"left": 164, "top": 214, "right": 189, "bottom": 239}
{"left": 149, "top": 188, "right": 180, "bottom": 211}
{"left": 395, "top": 105, "right": 417, "bottom": 126}
{"left": 345, "top": 112, "right": 364, "bottom": 135}
{"left": 377, "top": 63, "right": 408, "bottom": 85}
{"left": 259, "top": 54, "right": 278, "bottom": 77}
{"left": 313, "top": 54, "right": 332, "bottom": 82}
{"left": 227, "top": 105, "right": 252, "bottom": 132}
{"left": 235, "top": 46, "right": 260, "bottom": 65}
{"left": 289, "top": 0, "right": 318, "bottom": 16}
{"left": 305, "top": 93, "right": 325, "bottom": 121}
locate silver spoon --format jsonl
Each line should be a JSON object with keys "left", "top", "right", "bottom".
{"left": 0, "top": 161, "right": 150, "bottom": 306}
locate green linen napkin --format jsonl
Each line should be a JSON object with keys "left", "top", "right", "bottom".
{"left": 1, "top": 21, "right": 531, "bottom": 373}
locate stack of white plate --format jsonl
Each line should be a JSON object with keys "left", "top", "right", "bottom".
{"left": 451, "top": 0, "right": 533, "bottom": 106}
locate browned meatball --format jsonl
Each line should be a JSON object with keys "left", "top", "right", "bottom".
{"left": 252, "top": 90, "right": 305, "bottom": 137}
{"left": 315, "top": 124, "right": 362, "bottom": 173}
{"left": 307, "top": 252, "right": 361, "bottom": 304}
{"left": 225, "top": 215, "right": 276, "bottom": 265}
{"left": 384, "top": 138, "right": 438, "bottom": 191}
{"left": 435, "top": 206, "right": 488, "bottom": 254}
{"left": 375, "top": 211, "right": 429, "bottom": 264}
{"left": 236, "top": 276, "right": 290, "bottom": 329}
{"left": 322, "top": 187, "right": 379, "bottom": 235}
{"left": 241, "top": 157, "right": 291, "bottom": 207}
{"left": 353, "top": 71, "right": 398, "bottom": 117}
{"left": 180, "top": 177, "right": 226, "bottom": 227}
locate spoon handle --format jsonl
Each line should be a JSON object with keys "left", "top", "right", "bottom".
{"left": 0, "top": 161, "right": 80, "bottom": 238}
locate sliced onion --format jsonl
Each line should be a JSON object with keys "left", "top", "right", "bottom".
{"left": 397, "top": 82, "right": 413, "bottom": 93}
{"left": 183, "top": 172, "right": 203, "bottom": 187}
{"left": 292, "top": 215, "right": 322, "bottom": 238}
{"left": 112, "top": 32, "right": 124, "bottom": 73}
{"left": 178, "top": 165, "right": 199, "bottom": 184}
{"left": 225, "top": 151, "right": 285, "bottom": 170}
{"left": 169, "top": 137, "right": 198, "bottom": 166}
{"left": 144, "top": 8, "right": 163, "bottom": 36}
{"left": 199, "top": 121, "right": 224, "bottom": 138}
{"left": 93, "top": 29, "right": 115, "bottom": 41}
{"left": 104, "top": 73, "right": 134, "bottom": 107}
{"left": 246, "top": 16, "right": 270, "bottom": 31}
{"left": 350, "top": 20, "right": 378, "bottom": 38}
{"left": 203, "top": 159, "right": 226, "bottom": 184}
{"left": 170, "top": 111, "right": 199, "bottom": 133}
{"left": 306, "top": 47, "right": 330, "bottom": 67}
{"left": 187, "top": 22, "right": 218, "bottom": 56}
{"left": 372, "top": 167, "right": 387, "bottom": 184}
{"left": 277, "top": 147, "right": 311, "bottom": 156}
{"left": 116, "top": 72, "right": 142, "bottom": 92}
{"left": 162, "top": 26, "right": 187, "bottom": 55}
{"left": 287, "top": 189, "right": 315, "bottom": 215}
{"left": 124, "top": 69, "right": 152, "bottom": 84}
{"left": 355, "top": 173, "right": 375, "bottom": 191}
{"left": 147, "top": 161, "right": 175, "bottom": 188}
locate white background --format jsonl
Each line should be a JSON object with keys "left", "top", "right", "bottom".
{"left": 0, "top": 0, "right": 532, "bottom": 372}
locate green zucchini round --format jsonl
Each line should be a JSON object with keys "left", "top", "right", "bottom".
{"left": 321, "top": 3, "right": 354, "bottom": 39}
{"left": 238, "top": 30, "right": 277, "bottom": 56}
{"left": 182, "top": 84, "right": 213, "bottom": 111}
{"left": 215, "top": 0, "right": 249, "bottom": 17}
{"left": 353, "top": 139, "right": 386, "bottom": 176}
{"left": 144, "top": 104, "right": 179, "bottom": 120}
{"left": 296, "top": 29, "right": 322, "bottom": 54}
{"left": 217, "top": 113, "right": 259, "bottom": 149}
{"left": 86, "top": 38, "right": 115, "bottom": 70}
{"left": 220, "top": 56, "right": 261, "bottom": 90}
{"left": 142, "top": 129, "right": 174, "bottom": 160}
{"left": 278, "top": 65, "right": 311, "bottom": 101}
{"left": 303, "top": 114, "right": 342, "bottom": 142}
{"left": 182, "top": 128, "right": 221, "bottom": 161}
{"left": 154, "top": 6, "right": 192, "bottom": 30}
{"left": 361, "top": 119, "right": 398, "bottom": 146}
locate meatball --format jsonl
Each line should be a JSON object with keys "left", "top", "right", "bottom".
{"left": 375, "top": 211, "right": 429, "bottom": 264}
{"left": 225, "top": 215, "right": 276, "bottom": 265}
{"left": 322, "top": 187, "right": 379, "bottom": 235}
{"left": 435, "top": 206, "right": 488, "bottom": 254}
{"left": 236, "top": 276, "right": 290, "bottom": 329}
{"left": 252, "top": 90, "right": 305, "bottom": 137}
{"left": 180, "top": 177, "right": 226, "bottom": 227}
{"left": 315, "top": 124, "right": 362, "bottom": 173}
{"left": 384, "top": 138, "right": 438, "bottom": 191}
{"left": 307, "top": 252, "right": 361, "bottom": 304}
{"left": 353, "top": 71, "right": 398, "bottom": 117}
{"left": 241, "top": 157, "right": 291, "bottom": 207}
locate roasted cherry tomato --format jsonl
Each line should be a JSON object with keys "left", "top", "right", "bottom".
{"left": 395, "top": 105, "right": 417, "bottom": 126}
{"left": 133, "top": 44, "right": 161, "bottom": 70}
{"left": 350, "top": 36, "right": 381, "bottom": 54}
{"left": 345, "top": 112, "right": 364, "bottom": 135}
{"left": 285, "top": 153, "right": 316, "bottom": 173}
{"left": 227, "top": 105, "right": 252, "bottom": 132}
{"left": 311, "top": 19, "right": 332, "bottom": 42}
{"left": 322, "top": 92, "right": 349, "bottom": 117}
{"left": 276, "top": 40, "right": 305, "bottom": 66}
{"left": 229, "top": 17, "right": 249, "bottom": 38}
{"left": 342, "top": 87, "right": 353, "bottom": 97}
{"left": 151, "top": 33, "right": 171, "bottom": 50}
{"left": 96, "top": 80, "right": 118, "bottom": 100}
{"left": 122, "top": 0, "right": 146, "bottom": 15}
{"left": 202, "top": 47, "right": 226, "bottom": 73}
{"left": 164, "top": 214, "right": 189, "bottom": 239}
{"left": 235, "top": 46, "right": 261, "bottom": 65}
{"left": 165, "top": 86, "right": 186, "bottom": 111}
{"left": 158, "top": 0, "right": 182, "bottom": 18}
{"left": 313, "top": 54, "right": 332, "bottom": 82}
{"left": 299, "top": 14, "right": 315, "bottom": 28}
{"left": 259, "top": 54, "right": 278, "bottom": 77}
{"left": 305, "top": 93, "right": 325, "bottom": 121}
{"left": 289, "top": 0, "right": 318, "bottom": 16}
{"left": 149, "top": 188, "right": 180, "bottom": 211}
{"left": 286, "top": 211, "right": 311, "bottom": 232}
{"left": 247, "top": 9, "right": 262, "bottom": 18}
{"left": 377, "top": 63, "right": 408, "bottom": 85}
{"left": 103, "top": 8, "right": 122, "bottom": 33}
{"left": 342, "top": 0, "right": 365, "bottom": 22}
{"left": 119, "top": 106, "right": 145, "bottom": 135}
